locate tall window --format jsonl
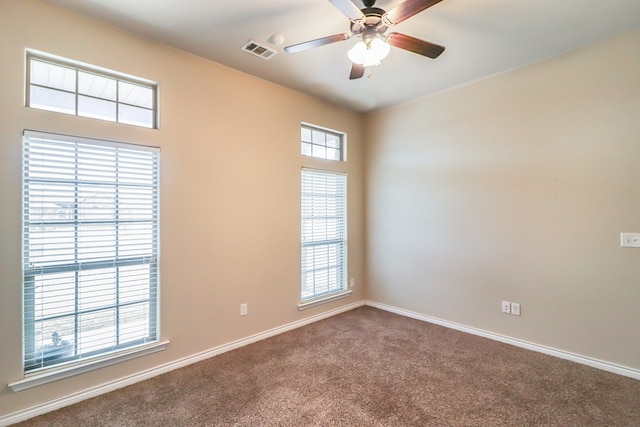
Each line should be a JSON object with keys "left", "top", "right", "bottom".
{"left": 301, "top": 169, "right": 347, "bottom": 301}
{"left": 23, "top": 131, "right": 159, "bottom": 373}
{"left": 27, "top": 53, "right": 157, "bottom": 129}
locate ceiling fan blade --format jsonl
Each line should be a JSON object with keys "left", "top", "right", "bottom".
{"left": 384, "top": 0, "right": 444, "bottom": 25}
{"left": 349, "top": 63, "right": 365, "bottom": 80}
{"left": 284, "top": 33, "right": 351, "bottom": 54}
{"left": 328, "top": 0, "right": 365, "bottom": 21}
{"left": 388, "top": 32, "right": 445, "bottom": 58}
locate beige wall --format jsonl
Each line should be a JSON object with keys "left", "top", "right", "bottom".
{"left": 1, "top": 0, "right": 639, "bottom": 420}
{"left": 365, "top": 29, "right": 640, "bottom": 370}
{"left": 0, "top": 0, "right": 365, "bottom": 417}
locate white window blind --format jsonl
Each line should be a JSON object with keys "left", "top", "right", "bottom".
{"left": 301, "top": 169, "right": 347, "bottom": 301}
{"left": 22, "top": 130, "right": 159, "bottom": 373}
{"left": 27, "top": 53, "right": 157, "bottom": 129}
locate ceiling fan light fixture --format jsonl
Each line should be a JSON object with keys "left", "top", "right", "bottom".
{"left": 347, "top": 37, "right": 390, "bottom": 66}
{"left": 285, "top": 0, "right": 447, "bottom": 80}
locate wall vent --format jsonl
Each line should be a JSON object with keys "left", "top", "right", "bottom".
{"left": 241, "top": 40, "right": 277, "bottom": 60}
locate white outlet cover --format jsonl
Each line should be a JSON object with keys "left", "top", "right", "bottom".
{"left": 501, "top": 301, "right": 511, "bottom": 314}
{"left": 620, "top": 233, "right": 640, "bottom": 248}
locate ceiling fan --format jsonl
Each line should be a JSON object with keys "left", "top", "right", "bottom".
{"left": 284, "top": 0, "right": 446, "bottom": 80}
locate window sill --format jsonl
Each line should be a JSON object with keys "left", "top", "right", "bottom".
{"left": 298, "top": 290, "right": 352, "bottom": 311}
{"left": 9, "top": 340, "right": 169, "bottom": 392}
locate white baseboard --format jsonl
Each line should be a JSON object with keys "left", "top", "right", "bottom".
{"left": 0, "top": 300, "right": 365, "bottom": 427}
{"left": 366, "top": 300, "right": 640, "bottom": 381}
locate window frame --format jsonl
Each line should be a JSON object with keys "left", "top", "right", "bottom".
{"left": 299, "top": 168, "right": 349, "bottom": 308}
{"left": 21, "top": 130, "right": 161, "bottom": 377}
{"left": 26, "top": 52, "right": 158, "bottom": 129}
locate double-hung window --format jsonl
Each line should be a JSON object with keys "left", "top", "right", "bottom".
{"left": 300, "top": 124, "right": 347, "bottom": 304}
{"left": 22, "top": 131, "right": 159, "bottom": 374}
{"left": 301, "top": 170, "right": 347, "bottom": 302}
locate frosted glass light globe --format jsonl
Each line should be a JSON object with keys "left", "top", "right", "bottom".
{"left": 347, "top": 38, "right": 390, "bottom": 67}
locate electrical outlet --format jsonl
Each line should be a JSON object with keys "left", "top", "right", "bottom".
{"left": 620, "top": 233, "right": 640, "bottom": 248}
{"left": 511, "top": 302, "right": 521, "bottom": 316}
{"left": 501, "top": 301, "right": 511, "bottom": 314}
{"left": 349, "top": 278, "right": 355, "bottom": 289}
{"left": 240, "top": 303, "right": 248, "bottom": 316}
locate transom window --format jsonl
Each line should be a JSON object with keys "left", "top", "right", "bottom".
{"left": 301, "top": 169, "right": 347, "bottom": 302}
{"left": 27, "top": 53, "right": 157, "bottom": 129}
{"left": 301, "top": 124, "right": 344, "bottom": 161}
{"left": 22, "top": 131, "right": 159, "bottom": 373}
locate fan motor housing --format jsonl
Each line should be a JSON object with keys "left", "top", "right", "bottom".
{"left": 362, "top": 6, "right": 385, "bottom": 17}
{"left": 350, "top": 7, "right": 388, "bottom": 34}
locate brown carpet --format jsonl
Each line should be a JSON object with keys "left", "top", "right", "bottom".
{"left": 16, "top": 306, "right": 640, "bottom": 426}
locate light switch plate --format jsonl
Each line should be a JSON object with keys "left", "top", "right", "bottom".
{"left": 511, "top": 302, "right": 521, "bottom": 316}
{"left": 620, "top": 233, "right": 640, "bottom": 248}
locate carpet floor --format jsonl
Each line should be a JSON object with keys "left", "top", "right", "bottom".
{"left": 16, "top": 306, "right": 640, "bottom": 426}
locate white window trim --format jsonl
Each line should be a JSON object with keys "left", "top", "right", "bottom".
{"left": 297, "top": 290, "right": 352, "bottom": 311}
{"left": 9, "top": 340, "right": 169, "bottom": 392}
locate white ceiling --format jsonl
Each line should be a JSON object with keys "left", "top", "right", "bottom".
{"left": 41, "top": 0, "right": 640, "bottom": 113}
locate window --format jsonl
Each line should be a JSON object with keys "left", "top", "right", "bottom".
{"left": 27, "top": 53, "right": 157, "bottom": 128}
{"left": 301, "top": 124, "right": 344, "bottom": 161}
{"left": 22, "top": 131, "right": 159, "bottom": 373}
{"left": 301, "top": 169, "right": 347, "bottom": 302}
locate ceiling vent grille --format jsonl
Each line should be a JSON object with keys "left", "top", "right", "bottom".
{"left": 241, "top": 40, "right": 277, "bottom": 60}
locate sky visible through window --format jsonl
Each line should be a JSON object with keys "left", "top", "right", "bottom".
{"left": 28, "top": 56, "right": 156, "bottom": 128}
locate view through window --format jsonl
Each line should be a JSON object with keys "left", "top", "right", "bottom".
{"left": 300, "top": 124, "right": 344, "bottom": 161}
{"left": 27, "top": 54, "right": 157, "bottom": 128}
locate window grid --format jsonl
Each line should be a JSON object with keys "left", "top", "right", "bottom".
{"left": 301, "top": 169, "right": 347, "bottom": 301}
{"left": 301, "top": 125, "right": 344, "bottom": 161}
{"left": 27, "top": 54, "right": 157, "bottom": 129}
{"left": 23, "top": 131, "right": 159, "bottom": 373}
